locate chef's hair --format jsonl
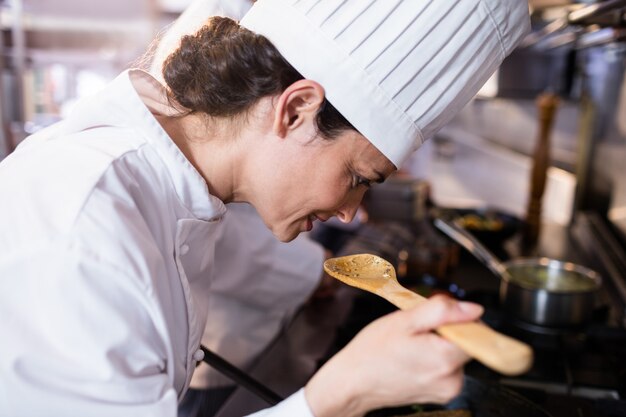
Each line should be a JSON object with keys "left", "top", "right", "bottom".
{"left": 163, "top": 16, "right": 354, "bottom": 139}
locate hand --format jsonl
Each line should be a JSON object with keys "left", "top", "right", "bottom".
{"left": 304, "top": 295, "right": 484, "bottom": 417}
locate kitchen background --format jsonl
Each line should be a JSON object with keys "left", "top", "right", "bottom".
{"left": 2, "top": 1, "right": 626, "bottom": 416}
{"left": 2, "top": 0, "right": 626, "bottom": 238}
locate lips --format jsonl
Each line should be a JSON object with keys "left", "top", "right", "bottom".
{"left": 305, "top": 216, "right": 313, "bottom": 232}
{"left": 303, "top": 214, "right": 328, "bottom": 232}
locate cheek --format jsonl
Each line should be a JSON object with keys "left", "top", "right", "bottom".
{"left": 318, "top": 189, "right": 346, "bottom": 208}
{"left": 315, "top": 185, "right": 364, "bottom": 213}
{"left": 312, "top": 173, "right": 350, "bottom": 205}
{"left": 300, "top": 156, "right": 355, "bottom": 210}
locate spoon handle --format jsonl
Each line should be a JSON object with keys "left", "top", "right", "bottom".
{"left": 436, "top": 322, "right": 532, "bottom": 376}
{"left": 382, "top": 286, "right": 532, "bottom": 376}
{"left": 385, "top": 286, "right": 429, "bottom": 310}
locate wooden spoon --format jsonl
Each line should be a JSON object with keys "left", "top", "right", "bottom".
{"left": 324, "top": 254, "right": 533, "bottom": 376}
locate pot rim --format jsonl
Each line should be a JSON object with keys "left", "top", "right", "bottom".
{"left": 500, "top": 257, "right": 602, "bottom": 293}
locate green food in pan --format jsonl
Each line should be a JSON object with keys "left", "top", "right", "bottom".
{"left": 507, "top": 265, "right": 598, "bottom": 292}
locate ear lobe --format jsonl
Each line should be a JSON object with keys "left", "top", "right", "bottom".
{"left": 273, "top": 80, "right": 325, "bottom": 138}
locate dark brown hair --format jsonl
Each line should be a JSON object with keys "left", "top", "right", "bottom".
{"left": 163, "top": 16, "right": 355, "bottom": 139}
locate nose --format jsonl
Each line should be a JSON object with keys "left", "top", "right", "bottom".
{"left": 335, "top": 191, "right": 363, "bottom": 224}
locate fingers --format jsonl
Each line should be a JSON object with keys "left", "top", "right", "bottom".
{"left": 407, "top": 294, "right": 484, "bottom": 333}
{"left": 306, "top": 295, "right": 478, "bottom": 413}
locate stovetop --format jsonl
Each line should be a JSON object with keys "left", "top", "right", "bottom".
{"left": 434, "top": 217, "right": 626, "bottom": 417}
{"left": 316, "top": 212, "right": 626, "bottom": 417}
{"left": 465, "top": 288, "right": 626, "bottom": 417}
{"left": 325, "top": 281, "right": 626, "bottom": 417}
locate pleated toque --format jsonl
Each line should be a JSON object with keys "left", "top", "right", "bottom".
{"left": 241, "top": 0, "right": 530, "bottom": 167}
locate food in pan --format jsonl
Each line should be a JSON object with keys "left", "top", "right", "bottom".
{"left": 507, "top": 265, "right": 598, "bottom": 292}
{"left": 456, "top": 213, "right": 504, "bottom": 232}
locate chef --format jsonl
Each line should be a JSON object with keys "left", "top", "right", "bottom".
{"left": 151, "top": 3, "right": 338, "bottom": 416}
{"left": 0, "top": 1, "right": 529, "bottom": 416}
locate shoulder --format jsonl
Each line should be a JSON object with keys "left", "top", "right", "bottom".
{"left": 0, "top": 124, "right": 176, "bottom": 262}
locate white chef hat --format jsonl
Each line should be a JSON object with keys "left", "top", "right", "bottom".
{"left": 240, "top": 0, "right": 529, "bottom": 167}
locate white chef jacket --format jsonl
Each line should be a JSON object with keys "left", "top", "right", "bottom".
{"left": 195, "top": 202, "right": 324, "bottom": 389}
{"left": 0, "top": 69, "right": 313, "bottom": 417}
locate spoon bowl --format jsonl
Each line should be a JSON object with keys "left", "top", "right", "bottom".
{"left": 324, "top": 254, "right": 425, "bottom": 309}
{"left": 324, "top": 254, "right": 533, "bottom": 376}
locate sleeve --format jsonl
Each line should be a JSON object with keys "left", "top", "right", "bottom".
{"left": 0, "top": 240, "right": 178, "bottom": 417}
{"left": 245, "top": 389, "right": 315, "bottom": 417}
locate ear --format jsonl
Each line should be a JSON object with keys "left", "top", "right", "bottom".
{"left": 273, "top": 80, "right": 325, "bottom": 138}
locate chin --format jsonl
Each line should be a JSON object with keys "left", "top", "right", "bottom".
{"left": 274, "top": 229, "right": 299, "bottom": 243}
{"left": 270, "top": 224, "right": 300, "bottom": 243}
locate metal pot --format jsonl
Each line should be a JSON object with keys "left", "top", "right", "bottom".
{"left": 434, "top": 219, "right": 602, "bottom": 328}
{"left": 500, "top": 258, "right": 601, "bottom": 327}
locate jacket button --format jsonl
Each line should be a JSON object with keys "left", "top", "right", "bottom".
{"left": 180, "top": 244, "right": 190, "bottom": 255}
{"left": 193, "top": 349, "right": 205, "bottom": 362}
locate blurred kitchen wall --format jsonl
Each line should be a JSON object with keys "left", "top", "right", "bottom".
{"left": 0, "top": 0, "right": 191, "bottom": 159}
{"left": 403, "top": 1, "right": 626, "bottom": 238}
{"left": 2, "top": 0, "right": 626, "bottom": 242}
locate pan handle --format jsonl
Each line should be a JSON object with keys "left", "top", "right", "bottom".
{"left": 434, "top": 218, "right": 510, "bottom": 280}
{"left": 200, "top": 345, "right": 283, "bottom": 405}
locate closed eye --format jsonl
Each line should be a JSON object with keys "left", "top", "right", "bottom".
{"left": 353, "top": 176, "right": 372, "bottom": 188}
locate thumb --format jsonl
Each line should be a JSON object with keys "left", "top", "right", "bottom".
{"left": 408, "top": 294, "right": 484, "bottom": 333}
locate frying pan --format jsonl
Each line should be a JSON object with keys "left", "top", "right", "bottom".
{"left": 436, "top": 207, "right": 521, "bottom": 251}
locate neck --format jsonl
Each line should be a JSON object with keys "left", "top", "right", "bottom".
{"left": 156, "top": 114, "right": 239, "bottom": 203}
{"left": 156, "top": 104, "right": 274, "bottom": 204}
